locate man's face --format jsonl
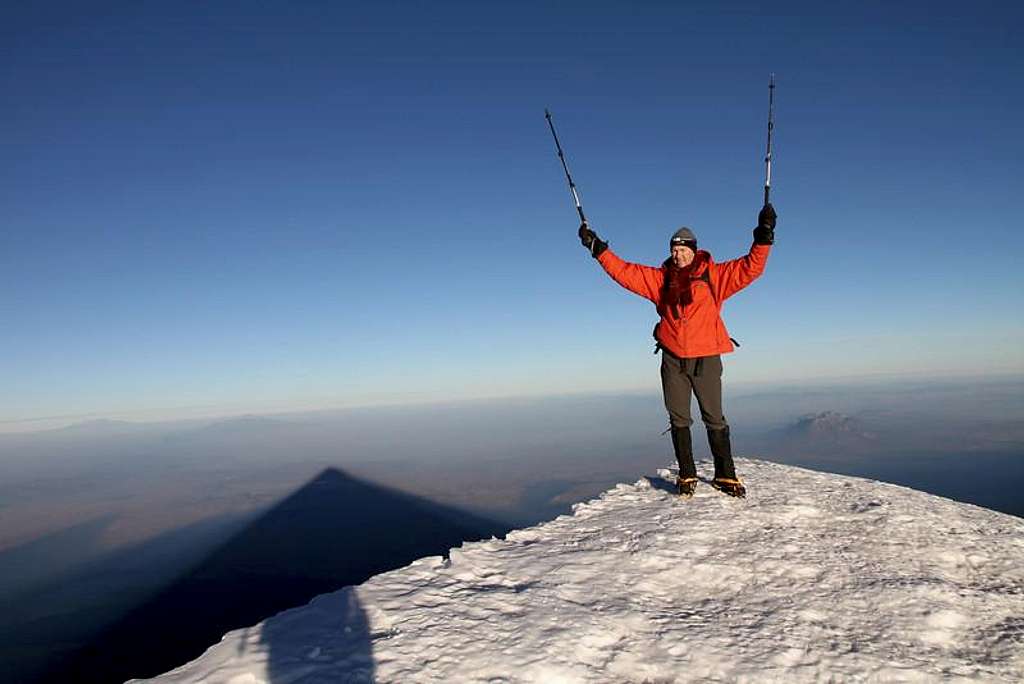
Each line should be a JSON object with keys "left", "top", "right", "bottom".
{"left": 670, "top": 244, "right": 695, "bottom": 268}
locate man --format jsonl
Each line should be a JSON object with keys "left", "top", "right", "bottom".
{"left": 578, "top": 204, "right": 775, "bottom": 497}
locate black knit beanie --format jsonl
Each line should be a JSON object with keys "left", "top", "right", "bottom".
{"left": 669, "top": 227, "right": 697, "bottom": 250}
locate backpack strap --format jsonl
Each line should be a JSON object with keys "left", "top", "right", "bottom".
{"left": 695, "top": 268, "right": 716, "bottom": 305}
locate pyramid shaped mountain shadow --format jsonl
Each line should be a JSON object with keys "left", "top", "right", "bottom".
{"left": 44, "top": 467, "right": 511, "bottom": 683}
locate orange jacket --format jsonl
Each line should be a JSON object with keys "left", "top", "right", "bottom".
{"left": 596, "top": 243, "right": 770, "bottom": 358}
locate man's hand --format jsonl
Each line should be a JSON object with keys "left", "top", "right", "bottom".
{"left": 579, "top": 222, "right": 608, "bottom": 257}
{"left": 753, "top": 203, "right": 776, "bottom": 245}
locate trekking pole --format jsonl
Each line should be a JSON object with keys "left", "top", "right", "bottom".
{"left": 544, "top": 109, "right": 587, "bottom": 225}
{"left": 763, "top": 74, "right": 775, "bottom": 205}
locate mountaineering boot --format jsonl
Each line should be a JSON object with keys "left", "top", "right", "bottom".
{"left": 710, "top": 476, "right": 745, "bottom": 498}
{"left": 707, "top": 426, "right": 746, "bottom": 498}
{"left": 676, "top": 477, "right": 697, "bottom": 497}
{"left": 671, "top": 426, "right": 698, "bottom": 497}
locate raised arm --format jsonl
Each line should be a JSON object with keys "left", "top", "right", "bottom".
{"left": 578, "top": 222, "right": 662, "bottom": 303}
{"left": 711, "top": 203, "right": 776, "bottom": 301}
{"left": 597, "top": 249, "right": 663, "bottom": 303}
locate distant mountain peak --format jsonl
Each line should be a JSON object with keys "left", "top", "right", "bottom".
{"left": 209, "top": 414, "right": 282, "bottom": 427}
{"left": 791, "top": 410, "right": 863, "bottom": 435}
{"left": 51, "top": 419, "right": 138, "bottom": 434}
{"left": 190, "top": 415, "right": 293, "bottom": 434}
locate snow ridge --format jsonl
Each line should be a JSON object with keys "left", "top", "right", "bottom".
{"left": 144, "top": 459, "right": 1024, "bottom": 683}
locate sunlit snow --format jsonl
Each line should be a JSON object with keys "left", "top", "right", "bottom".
{"left": 143, "top": 459, "right": 1024, "bottom": 682}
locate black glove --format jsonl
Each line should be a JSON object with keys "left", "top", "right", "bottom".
{"left": 578, "top": 222, "right": 608, "bottom": 257}
{"left": 753, "top": 203, "right": 776, "bottom": 245}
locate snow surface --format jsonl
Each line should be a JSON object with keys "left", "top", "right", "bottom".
{"left": 143, "top": 459, "right": 1024, "bottom": 683}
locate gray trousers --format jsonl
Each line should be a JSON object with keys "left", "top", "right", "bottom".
{"left": 660, "top": 353, "right": 728, "bottom": 431}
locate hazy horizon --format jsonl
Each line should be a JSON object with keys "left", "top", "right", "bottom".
{"left": 4, "top": 368, "right": 1021, "bottom": 436}
{"left": 3, "top": 375, "right": 1021, "bottom": 549}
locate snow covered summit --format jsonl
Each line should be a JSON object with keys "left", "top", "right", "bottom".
{"left": 143, "top": 459, "right": 1024, "bottom": 683}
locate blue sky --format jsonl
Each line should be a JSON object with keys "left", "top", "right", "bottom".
{"left": 3, "top": 1, "right": 1022, "bottom": 430}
